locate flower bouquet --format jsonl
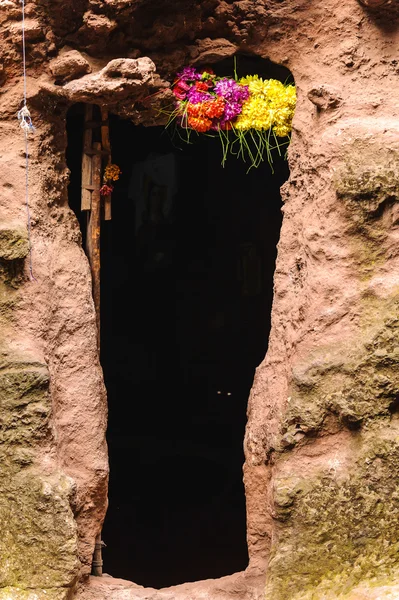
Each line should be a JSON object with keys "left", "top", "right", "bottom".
{"left": 166, "top": 65, "right": 296, "bottom": 171}
{"left": 100, "top": 163, "right": 121, "bottom": 196}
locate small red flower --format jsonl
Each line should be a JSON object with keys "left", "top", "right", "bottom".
{"left": 100, "top": 184, "right": 114, "bottom": 196}
{"left": 173, "top": 88, "right": 187, "bottom": 100}
{"left": 195, "top": 81, "right": 210, "bottom": 92}
{"left": 177, "top": 81, "right": 190, "bottom": 91}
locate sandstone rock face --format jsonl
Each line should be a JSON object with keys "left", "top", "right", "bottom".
{"left": 0, "top": 228, "right": 28, "bottom": 261}
{"left": 1, "top": 0, "right": 399, "bottom": 599}
{"left": 189, "top": 38, "right": 238, "bottom": 65}
{"left": 0, "top": 100, "right": 107, "bottom": 597}
{"left": 62, "top": 57, "right": 157, "bottom": 104}
{"left": 49, "top": 49, "right": 91, "bottom": 83}
{"left": 0, "top": 295, "right": 80, "bottom": 595}
{"left": 9, "top": 18, "right": 44, "bottom": 43}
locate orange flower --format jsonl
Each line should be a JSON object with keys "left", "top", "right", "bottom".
{"left": 204, "top": 97, "right": 225, "bottom": 119}
{"left": 188, "top": 116, "right": 212, "bottom": 132}
{"left": 187, "top": 103, "right": 201, "bottom": 117}
{"left": 187, "top": 97, "right": 225, "bottom": 121}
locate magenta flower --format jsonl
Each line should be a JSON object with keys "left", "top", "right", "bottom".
{"left": 223, "top": 100, "right": 243, "bottom": 120}
{"left": 177, "top": 66, "right": 201, "bottom": 82}
{"left": 178, "top": 81, "right": 190, "bottom": 91}
{"left": 172, "top": 67, "right": 249, "bottom": 135}
{"left": 187, "top": 88, "right": 213, "bottom": 104}
{"left": 214, "top": 78, "right": 249, "bottom": 102}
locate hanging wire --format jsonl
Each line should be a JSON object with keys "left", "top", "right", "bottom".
{"left": 17, "top": 0, "right": 36, "bottom": 281}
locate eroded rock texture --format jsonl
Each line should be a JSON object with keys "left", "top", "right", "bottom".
{"left": 1, "top": 0, "right": 399, "bottom": 599}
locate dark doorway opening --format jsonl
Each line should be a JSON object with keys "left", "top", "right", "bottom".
{"left": 66, "top": 56, "right": 291, "bottom": 589}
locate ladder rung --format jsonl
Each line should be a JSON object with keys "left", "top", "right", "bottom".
{"left": 83, "top": 147, "right": 111, "bottom": 156}
{"left": 84, "top": 120, "right": 109, "bottom": 128}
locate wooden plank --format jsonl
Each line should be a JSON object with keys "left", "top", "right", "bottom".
{"left": 83, "top": 147, "right": 111, "bottom": 156}
{"left": 86, "top": 141, "right": 102, "bottom": 349}
{"left": 100, "top": 108, "right": 110, "bottom": 153}
{"left": 101, "top": 107, "right": 112, "bottom": 221}
{"left": 104, "top": 194, "right": 112, "bottom": 221}
{"left": 81, "top": 104, "right": 93, "bottom": 211}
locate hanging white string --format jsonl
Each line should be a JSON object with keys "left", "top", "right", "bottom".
{"left": 17, "top": 0, "right": 36, "bottom": 281}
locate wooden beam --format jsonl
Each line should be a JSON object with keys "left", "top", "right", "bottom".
{"left": 86, "top": 141, "right": 102, "bottom": 349}
{"left": 100, "top": 107, "right": 110, "bottom": 152}
{"left": 83, "top": 147, "right": 111, "bottom": 156}
{"left": 81, "top": 104, "right": 93, "bottom": 211}
{"left": 101, "top": 107, "right": 112, "bottom": 221}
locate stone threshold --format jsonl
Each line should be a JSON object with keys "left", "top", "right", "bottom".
{"left": 75, "top": 571, "right": 264, "bottom": 600}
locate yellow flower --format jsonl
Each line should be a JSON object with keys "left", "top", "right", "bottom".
{"left": 104, "top": 164, "right": 121, "bottom": 182}
{"left": 273, "top": 124, "right": 291, "bottom": 137}
{"left": 239, "top": 75, "right": 260, "bottom": 85}
{"left": 235, "top": 76, "right": 296, "bottom": 136}
{"left": 285, "top": 85, "right": 297, "bottom": 109}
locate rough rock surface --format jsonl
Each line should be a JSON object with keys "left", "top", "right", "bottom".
{"left": 75, "top": 573, "right": 261, "bottom": 600}
{"left": 1, "top": 0, "right": 399, "bottom": 599}
{"left": 49, "top": 49, "right": 92, "bottom": 83}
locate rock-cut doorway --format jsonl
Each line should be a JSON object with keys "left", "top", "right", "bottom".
{"left": 66, "top": 55, "right": 292, "bottom": 589}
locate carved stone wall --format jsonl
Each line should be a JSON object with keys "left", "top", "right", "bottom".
{"left": 1, "top": 0, "right": 399, "bottom": 599}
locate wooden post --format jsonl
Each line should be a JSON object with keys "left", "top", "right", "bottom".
{"left": 92, "top": 533, "right": 104, "bottom": 576}
{"left": 101, "top": 106, "right": 112, "bottom": 221}
{"left": 81, "top": 104, "right": 93, "bottom": 211}
{"left": 83, "top": 112, "right": 105, "bottom": 576}
{"left": 86, "top": 142, "right": 102, "bottom": 348}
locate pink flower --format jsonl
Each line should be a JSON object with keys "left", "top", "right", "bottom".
{"left": 100, "top": 184, "right": 114, "bottom": 196}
